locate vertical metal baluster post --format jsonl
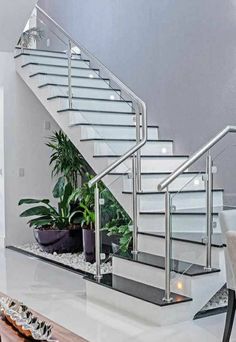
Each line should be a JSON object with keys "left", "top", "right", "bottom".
{"left": 136, "top": 105, "right": 141, "bottom": 192}
{"left": 163, "top": 187, "right": 173, "bottom": 303}
{"left": 94, "top": 183, "right": 102, "bottom": 280}
{"left": 205, "top": 153, "right": 213, "bottom": 270}
{"left": 132, "top": 154, "right": 138, "bottom": 254}
{"left": 68, "top": 39, "right": 72, "bottom": 109}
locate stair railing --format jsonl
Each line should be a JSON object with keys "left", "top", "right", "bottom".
{"left": 35, "top": 5, "right": 147, "bottom": 280}
{"left": 158, "top": 125, "right": 236, "bottom": 303}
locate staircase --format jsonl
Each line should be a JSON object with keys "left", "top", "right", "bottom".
{"left": 15, "top": 8, "right": 227, "bottom": 327}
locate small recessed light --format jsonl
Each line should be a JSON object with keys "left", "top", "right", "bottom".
{"left": 194, "top": 179, "right": 200, "bottom": 186}
{"left": 89, "top": 74, "right": 94, "bottom": 78}
{"left": 161, "top": 147, "right": 167, "bottom": 154}
{"left": 110, "top": 95, "right": 115, "bottom": 100}
{"left": 177, "top": 281, "right": 183, "bottom": 290}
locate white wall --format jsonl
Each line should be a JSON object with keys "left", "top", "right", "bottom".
{"left": 0, "top": 0, "right": 37, "bottom": 51}
{"left": 0, "top": 87, "right": 5, "bottom": 246}
{"left": 0, "top": 52, "right": 60, "bottom": 246}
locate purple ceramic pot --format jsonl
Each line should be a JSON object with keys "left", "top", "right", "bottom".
{"left": 82, "top": 228, "right": 95, "bottom": 263}
{"left": 34, "top": 228, "right": 83, "bottom": 254}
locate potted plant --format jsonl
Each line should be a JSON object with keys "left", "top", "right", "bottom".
{"left": 18, "top": 177, "right": 83, "bottom": 253}
{"left": 44, "top": 130, "right": 92, "bottom": 254}
{"left": 18, "top": 27, "right": 44, "bottom": 48}
{"left": 76, "top": 174, "right": 99, "bottom": 263}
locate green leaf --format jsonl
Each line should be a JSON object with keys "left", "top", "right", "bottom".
{"left": 61, "top": 182, "right": 73, "bottom": 208}
{"left": 69, "top": 210, "right": 81, "bottom": 223}
{"left": 67, "top": 187, "right": 81, "bottom": 204}
{"left": 46, "top": 130, "right": 91, "bottom": 187}
{"left": 53, "top": 176, "right": 66, "bottom": 198}
{"left": 20, "top": 206, "right": 51, "bottom": 218}
{"left": 18, "top": 198, "right": 50, "bottom": 206}
{"left": 28, "top": 216, "right": 54, "bottom": 228}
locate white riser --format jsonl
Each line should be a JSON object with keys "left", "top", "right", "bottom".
{"left": 31, "top": 73, "right": 110, "bottom": 88}
{"left": 113, "top": 256, "right": 191, "bottom": 297}
{"left": 80, "top": 126, "right": 159, "bottom": 140}
{"left": 19, "top": 54, "right": 87, "bottom": 67}
{"left": 94, "top": 140, "right": 173, "bottom": 156}
{"left": 53, "top": 98, "right": 133, "bottom": 112}
{"left": 69, "top": 111, "right": 134, "bottom": 126}
{"left": 24, "top": 64, "right": 99, "bottom": 78}
{"left": 137, "top": 233, "right": 224, "bottom": 267}
{"left": 16, "top": 49, "right": 80, "bottom": 58}
{"left": 106, "top": 156, "right": 187, "bottom": 173}
{"left": 138, "top": 191, "right": 223, "bottom": 211}
{"left": 138, "top": 213, "right": 220, "bottom": 233}
{"left": 122, "top": 173, "right": 205, "bottom": 192}
{"left": 40, "top": 85, "right": 121, "bottom": 100}
{"left": 112, "top": 257, "right": 224, "bottom": 299}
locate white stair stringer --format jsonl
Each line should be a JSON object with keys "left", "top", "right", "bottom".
{"left": 15, "top": 49, "right": 227, "bottom": 326}
{"left": 15, "top": 55, "right": 141, "bottom": 218}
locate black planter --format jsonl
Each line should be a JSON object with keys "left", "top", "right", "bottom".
{"left": 34, "top": 228, "right": 83, "bottom": 254}
{"left": 101, "top": 230, "right": 120, "bottom": 255}
{"left": 82, "top": 228, "right": 95, "bottom": 263}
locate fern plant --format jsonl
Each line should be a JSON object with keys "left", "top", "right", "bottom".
{"left": 46, "top": 130, "right": 90, "bottom": 188}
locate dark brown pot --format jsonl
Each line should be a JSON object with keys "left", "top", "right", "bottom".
{"left": 34, "top": 228, "right": 83, "bottom": 254}
{"left": 82, "top": 228, "right": 95, "bottom": 263}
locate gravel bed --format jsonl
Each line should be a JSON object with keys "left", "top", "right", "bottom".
{"left": 200, "top": 285, "right": 228, "bottom": 312}
{"left": 14, "top": 243, "right": 112, "bottom": 275}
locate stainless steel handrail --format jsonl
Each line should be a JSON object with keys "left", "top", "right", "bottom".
{"left": 35, "top": 5, "right": 147, "bottom": 187}
{"left": 158, "top": 125, "right": 236, "bottom": 302}
{"left": 35, "top": 5, "right": 147, "bottom": 275}
{"left": 158, "top": 125, "right": 236, "bottom": 191}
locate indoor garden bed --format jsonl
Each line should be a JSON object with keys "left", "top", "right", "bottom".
{"left": 10, "top": 243, "right": 112, "bottom": 275}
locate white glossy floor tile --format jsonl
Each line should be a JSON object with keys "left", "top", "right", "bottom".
{"left": 0, "top": 248, "right": 235, "bottom": 342}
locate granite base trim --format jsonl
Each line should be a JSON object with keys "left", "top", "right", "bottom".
{"left": 7, "top": 244, "right": 228, "bottom": 320}
{"left": 7, "top": 243, "right": 112, "bottom": 276}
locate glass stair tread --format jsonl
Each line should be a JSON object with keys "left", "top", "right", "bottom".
{"left": 38, "top": 83, "right": 121, "bottom": 92}
{"left": 29, "top": 72, "right": 109, "bottom": 80}
{"left": 58, "top": 109, "right": 135, "bottom": 114}
{"left": 139, "top": 231, "right": 225, "bottom": 248}
{"left": 109, "top": 171, "right": 206, "bottom": 175}
{"left": 94, "top": 154, "right": 187, "bottom": 158}
{"left": 48, "top": 95, "right": 131, "bottom": 103}
{"left": 22, "top": 62, "right": 98, "bottom": 71}
{"left": 80, "top": 138, "right": 172, "bottom": 142}
{"left": 84, "top": 273, "right": 192, "bottom": 307}
{"left": 140, "top": 205, "right": 235, "bottom": 215}
{"left": 113, "top": 251, "right": 220, "bottom": 276}
{"left": 15, "top": 52, "right": 83, "bottom": 61}
{"left": 15, "top": 46, "right": 82, "bottom": 57}
{"left": 123, "top": 189, "right": 224, "bottom": 194}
